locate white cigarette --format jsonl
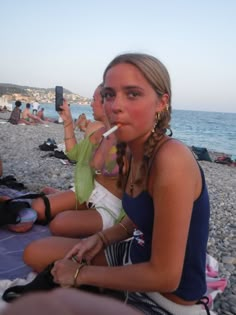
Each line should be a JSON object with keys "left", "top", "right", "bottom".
{"left": 102, "top": 124, "right": 120, "bottom": 138}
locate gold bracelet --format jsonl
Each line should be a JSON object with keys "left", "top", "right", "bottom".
{"left": 119, "top": 222, "right": 130, "bottom": 235}
{"left": 97, "top": 231, "right": 109, "bottom": 248}
{"left": 64, "top": 120, "right": 73, "bottom": 128}
{"left": 64, "top": 134, "right": 75, "bottom": 141}
{"left": 73, "top": 262, "right": 87, "bottom": 288}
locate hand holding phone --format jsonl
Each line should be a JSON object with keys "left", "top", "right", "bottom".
{"left": 55, "top": 86, "right": 63, "bottom": 111}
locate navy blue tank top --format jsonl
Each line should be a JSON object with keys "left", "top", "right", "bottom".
{"left": 123, "top": 166, "right": 210, "bottom": 301}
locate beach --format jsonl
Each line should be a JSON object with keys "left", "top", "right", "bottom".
{"left": 0, "top": 112, "right": 236, "bottom": 314}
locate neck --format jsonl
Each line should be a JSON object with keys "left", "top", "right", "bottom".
{"left": 128, "top": 131, "right": 151, "bottom": 161}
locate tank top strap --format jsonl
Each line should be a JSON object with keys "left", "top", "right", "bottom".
{"left": 146, "top": 137, "right": 174, "bottom": 179}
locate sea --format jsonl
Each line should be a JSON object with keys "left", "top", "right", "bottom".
{"left": 25, "top": 103, "right": 236, "bottom": 156}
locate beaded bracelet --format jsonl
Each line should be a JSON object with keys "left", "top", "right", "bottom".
{"left": 64, "top": 134, "right": 75, "bottom": 141}
{"left": 73, "top": 262, "right": 87, "bottom": 287}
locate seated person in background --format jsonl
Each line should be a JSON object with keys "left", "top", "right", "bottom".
{"left": 8, "top": 100, "right": 31, "bottom": 125}
{"left": 32, "top": 100, "right": 40, "bottom": 115}
{"left": 74, "top": 113, "right": 90, "bottom": 131}
{"left": 24, "top": 84, "right": 123, "bottom": 269}
{"left": 37, "top": 108, "right": 45, "bottom": 120}
{"left": 37, "top": 108, "right": 55, "bottom": 122}
{"left": 22, "top": 103, "right": 45, "bottom": 124}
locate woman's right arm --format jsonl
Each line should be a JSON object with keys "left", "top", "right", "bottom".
{"left": 59, "top": 100, "right": 77, "bottom": 151}
{"left": 65, "top": 216, "right": 134, "bottom": 263}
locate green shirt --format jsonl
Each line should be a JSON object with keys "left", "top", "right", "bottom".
{"left": 66, "top": 136, "right": 96, "bottom": 205}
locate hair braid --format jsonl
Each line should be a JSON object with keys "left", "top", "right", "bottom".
{"left": 116, "top": 142, "right": 127, "bottom": 190}
{"left": 134, "top": 130, "right": 164, "bottom": 187}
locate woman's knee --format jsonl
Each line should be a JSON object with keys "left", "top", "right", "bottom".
{"left": 23, "top": 240, "right": 42, "bottom": 271}
{"left": 49, "top": 215, "right": 64, "bottom": 236}
{"left": 49, "top": 211, "right": 75, "bottom": 236}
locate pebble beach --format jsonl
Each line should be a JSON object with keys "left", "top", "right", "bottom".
{"left": 0, "top": 112, "right": 236, "bottom": 314}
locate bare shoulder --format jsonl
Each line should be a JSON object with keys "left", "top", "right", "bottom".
{"left": 156, "top": 138, "right": 194, "bottom": 165}
{"left": 85, "top": 121, "right": 104, "bottom": 137}
{"left": 151, "top": 138, "right": 198, "bottom": 181}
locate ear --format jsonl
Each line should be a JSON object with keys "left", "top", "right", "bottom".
{"left": 155, "top": 93, "right": 169, "bottom": 112}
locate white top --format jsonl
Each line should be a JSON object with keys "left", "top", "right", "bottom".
{"left": 32, "top": 102, "right": 40, "bottom": 110}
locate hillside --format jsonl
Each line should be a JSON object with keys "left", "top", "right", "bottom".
{"left": 0, "top": 83, "right": 90, "bottom": 104}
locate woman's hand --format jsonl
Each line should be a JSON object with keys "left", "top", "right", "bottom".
{"left": 58, "top": 99, "right": 73, "bottom": 124}
{"left": 51, "top": 259, "right": 78, "bottom": 288}
{"left": 65, "top": 234, "right": 104, "bottom": 264}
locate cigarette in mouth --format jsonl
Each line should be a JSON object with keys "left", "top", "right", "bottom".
{"left": 102, "top": 124, "right": 121, "bottom": 138}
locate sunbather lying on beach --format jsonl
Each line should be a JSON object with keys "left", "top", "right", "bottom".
{"left": 26, "top": 84, "right": 122, "bottom": 241}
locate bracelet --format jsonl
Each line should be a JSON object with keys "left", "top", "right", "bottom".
{"left": 64, "top": 120, "right": 73, "bottom": 128}
{"left": 64, "top": 134, "right": 75, "bottom": 141}
{"left": 97, "top": 231, "right": 109, "bottom": 248}
{"left": 119, "top": 222, "right": 130, "bottom": 235}
{"left": 73, "top": 262, "right": 87, "bottom": 287}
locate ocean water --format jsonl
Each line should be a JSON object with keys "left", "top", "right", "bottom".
{"left": 34, "top": 103, "right": 236, "bottom": 156}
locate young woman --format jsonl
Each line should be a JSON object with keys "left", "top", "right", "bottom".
{"left": 27, "top": 84, "right": 122, "bottom": 241}
{"left": 25, "top": 54, "right": 210, "bottom": 315}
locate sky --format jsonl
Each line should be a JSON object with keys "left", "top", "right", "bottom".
{"left": 1, "top": 0, "right": 235, "bottom": 113}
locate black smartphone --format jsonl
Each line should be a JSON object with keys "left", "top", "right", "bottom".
{"left": 55, "top": 86, "right": 63, "bottom": 111}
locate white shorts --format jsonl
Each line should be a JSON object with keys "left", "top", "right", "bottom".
{"left": 87, "top": 180, "right": 122, "bottom": 230}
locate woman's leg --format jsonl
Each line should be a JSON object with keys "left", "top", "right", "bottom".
{"left": 23, "top": 236, "right": 80, "bottom": 272}
{"left": 24, "top": 234, "right": 107, "bottom": 272}
{"left": 32, "top": 190, "right": 85, "bottom": 222}
{"left": 49, "top": 209, "right": 103, "bottom": 237}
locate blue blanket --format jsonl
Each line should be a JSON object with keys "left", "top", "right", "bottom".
{"left": 0, "top": 186, "right": 51, "bottom": 280}
{"left": 0, "top": 225, "right": 51, "bottom": 280}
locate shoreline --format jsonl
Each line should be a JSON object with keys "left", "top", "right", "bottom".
{"left": 0, "top": 112, "right": 236, "bottom": 314}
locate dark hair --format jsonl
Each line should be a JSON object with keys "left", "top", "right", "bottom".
{"left": 15, "top": 100, "right": 22, "bottom": 107}
{"left": 26, "top": 103, "right": 31, "bottom": 109}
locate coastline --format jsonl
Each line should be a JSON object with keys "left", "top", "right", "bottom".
{"left": 0, "top": 112, "right": 236, "bottom": 314}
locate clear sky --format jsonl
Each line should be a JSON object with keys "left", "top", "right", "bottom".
{"left": 1, "top": 0, "right": 235, "bottom": 113}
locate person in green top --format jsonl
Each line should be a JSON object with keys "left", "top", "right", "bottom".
{"left": 25, "top": 85, "right": 123, "bottom": 270}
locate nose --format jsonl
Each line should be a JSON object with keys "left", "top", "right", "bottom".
{"left": 110, "top": 94, "right": 123, "bottom": 113}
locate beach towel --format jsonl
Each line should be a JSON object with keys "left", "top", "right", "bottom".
{"left": 0, "top": 224, "right": 51, "bottom": 311}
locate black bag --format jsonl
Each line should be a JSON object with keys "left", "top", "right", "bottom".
{"left": 0, "top": 193, "right": 45, "bottom": 227}
{"left": 2, "top": 263, "right": 58, "bottom": 302}
{"left": 191, "top": 146, "right": 212, "bottom": 162}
